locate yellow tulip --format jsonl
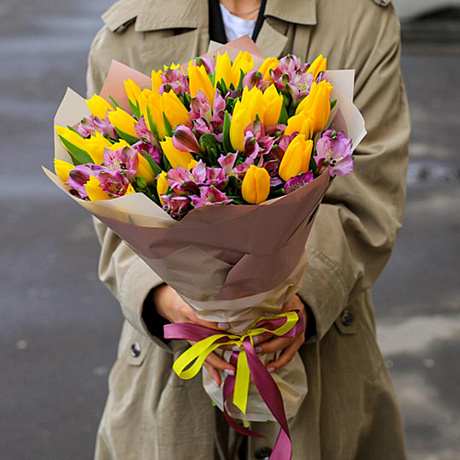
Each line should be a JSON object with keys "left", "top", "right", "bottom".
{"left": 107, "top": 107, "right": 138, "bottom": 139}
{"left": 84, "top": 175, "right": 110, "bottom": 201}
{"left": 138, "top": 90, "right": 165, "bottom": 139}
{"left": 242, "top": 165, "right": 270, "bottom": 204}
{"left": 156, "top": 171, "right": 168, "bottom": 206}
{"left": 55, "top": 126, "right": 87, "bottom": 152}
{"left": 258, "top": 57, "right": 278, "bottom": 81}
{"left": 124, "top": 79, "right": 142, "bottom": 105}
{"left": 296, "top": 81, "right": 333, "bottom": 115}
{"left": 84, "top": 131, "right": 113, "bottom": 164}
{"left": 307, "top": 55, "right": 327, "bottom": 79}
{"left": 284, "top": 112, "right": 315, "bottom": 138}
{"left": 278, "top": 134, "right": 313, "bottom": 181}
{"left": 230, "top": 100, "right": 252, "bottom": 152}
{"left": 86, "top": 94, "right": 114, "bottom": 119}
{"left": 262, "top": 85, "right": 283, "bottom": 125}
{"left": 188, "top": 64, "right": 215, "bottom": 104}
{"left": 160, "top": 137, "right": 194, "bottom": 169}
{"left": 214, "top": 52, "right": 232, "bottom": 88}
{"left": 125, "top": 183, "right": 136, "bottom": 195}
{"left": 54, "top": 159, "right": 74, "bottom": 182}
{"left": 309, "top": 82, "right": 333, "bottom": 133}
{"left": 106, "top": 139, "right": 130, "bottom": 151}
{"left": 241, "top": 86, "right": 264, "bottom": 121}
{"left": 162, "top": 90, "right": 190, "bottom": 128}
{"left": 151, "top": 69, "right": 163, "bottom": 95}
{"left": 136, "top": 153, "right": 155, "bottom": 184}
{"left": 231, "top": 51, "right": 254, "bottom": 87}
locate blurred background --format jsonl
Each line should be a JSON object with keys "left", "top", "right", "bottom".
{"left": 1, "top": 1, "right": 459, "bottom": 458}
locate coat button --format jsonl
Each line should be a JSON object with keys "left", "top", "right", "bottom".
{"left": 130, "top": 342, "right": 142, "bottom": 357}
{"left": 340, "top": 310, "right": 354, "bottom": 327}
{"left": 255, "top": 446, "right": 272, "bottom": 459}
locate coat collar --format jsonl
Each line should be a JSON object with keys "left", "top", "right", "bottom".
{"left": 133, "top": 0, "right": 316, "bottom": 32}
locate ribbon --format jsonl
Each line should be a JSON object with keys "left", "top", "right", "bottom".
{"left": 164, "top": 310, "right": 305, "bottom": 460}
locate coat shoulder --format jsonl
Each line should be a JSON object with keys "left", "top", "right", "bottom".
{"left": 101, "top": 0, "right": 141, "bottom": 33}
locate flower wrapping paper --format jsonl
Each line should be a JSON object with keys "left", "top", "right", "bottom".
{"left": 43, "top": 37, "right": 366, "bottom": 421}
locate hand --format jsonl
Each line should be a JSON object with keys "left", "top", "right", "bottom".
{"left": 151, "top": 284, "right": 236, "bottom": 387}
{"left": 253, "top": 294, "right": 307, "bottom": 373}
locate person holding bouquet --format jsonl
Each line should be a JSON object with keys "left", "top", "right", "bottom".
{"left": 86, "top": 0, "right": 410, "bottom": 459}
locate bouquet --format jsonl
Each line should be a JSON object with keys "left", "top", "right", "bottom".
{"left": 44, "top": 37, "right": 365, "bottom": 459}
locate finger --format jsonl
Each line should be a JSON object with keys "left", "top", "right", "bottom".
{"left": 255, "top": 336, "right": 294, "bottom": 354}
{"left": 252, "top": 332, "right": 272, "bottom": 346}
{"left": 186, "top": 308, "right": 230, "bottom": 331}
{"left": 205, "top": 351, "right": 235, "bottom": 375}
{"left": 266, "top": 335, "right": 304, "bottom": 372}
{"left": 203, "top": 362, "right": 222, "bottom": 388}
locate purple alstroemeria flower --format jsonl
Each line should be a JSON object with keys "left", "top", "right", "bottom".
{"left": 242, "top": 70, "right": 270, "bottom": 91}
{"left": 75, "top": 116, "right": 96, "bottom": 138}
{"left": 205, "top": 167, "right": 228, "bottom": 190}
{"left": 97, "top": 170, "right": 132, "bottom": 197}
{"left": 190, "top": 90, "right": 212, "bottom": 121}
{"left": 173, "top": 125, "right": 202, "bottom": 154}
{"left": 284, "top": 172, "right": 314, "bottom": 194}
{"left": 132, "top": 141, "right": 162, "bottom": 166}
{"left": 192, "top": 56, "right": 215, "bottom": 75}
{"left": 315, "top": 130, "right": 354, "bottom": 177}
{"left": 190, "top": 186, "right": 233, "bottom": 208}
{"left": 162, "top": 195, "right": 191, "bottom": 220}
{"left": 67, "top": 164, "right": 107, "bottom": 199}
{"left": 160, "top": 67, "right": 189, "bottom": 96}
{"left": 217, "top": 153, "right": 238, "bottom": 175}
{"left": 103, "top": 146, "right": 139, "bottom": 180}
{"left": 134, "top": 116, "right": 155, "bottom": 144}
{"left": 92, "top": 116, "right": 118, "bottom": 140}
{"left": 167, "top": 161, "right": 206, "bottom": 194}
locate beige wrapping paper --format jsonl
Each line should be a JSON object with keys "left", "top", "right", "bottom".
{"left": 43, "top": 38, "right": 365, "bottom": 421}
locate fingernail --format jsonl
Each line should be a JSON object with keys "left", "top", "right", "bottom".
{"left": 267, "top": 367, "right": 275, "bottom": 373}
{"left": 255, "top": 346, "right": 262, "bottom": 353}
{"left": 224, "top": 369, "right": 235, "bottom": 376}
{"left": 217, "top": 322, "right": 229, "bottom": 329}
{"left": 232, "top": 345, "right": 241, "bottom": 352}
{"left": 253, "top": 336, "right": 260, "bottom": 344}
{"left": 213, "top": 379, "right": 220, "bottom": 388}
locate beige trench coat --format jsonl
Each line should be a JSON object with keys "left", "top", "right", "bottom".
{"left": 87, "top": 0, "right": 410, "bottom": 458}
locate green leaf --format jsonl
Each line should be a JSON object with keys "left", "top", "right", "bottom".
{"left": 163, "top": 113, "right": 173, "bottom": 137}
{"left": 146, "top": 106, "right": 160, "bottom": 140}
{"left": 114, "top": 127, "right": 138, "bottom": 145}
{"left": 108, "top": 96, "right": 120, "bottom": 109}
{"left": 278, "top": 104, "right": 289, "bottom": 125}
{"left": 140, "top": 149, "right": 163, "bottom": 176}
{"left": 330, "top": 99, "right": 337, "bottom": 110}
{"left": 58, "top": 135, "right": 93, "bottom": 165}
{"left": 129, "top": 100, "right": 141, "bottom": 119}
{"left": 222, "top": 110, "right": 233, "bottom": 153}
{"left": 236, "top": 68, "right": 245, "bottom": 89}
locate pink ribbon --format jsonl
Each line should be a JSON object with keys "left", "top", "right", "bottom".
{"left": 164, "top": 312, "right": 305, "bottom": 460}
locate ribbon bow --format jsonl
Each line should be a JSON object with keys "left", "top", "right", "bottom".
{"left": 164, "top": 310, "right": 305, "bottom": 460}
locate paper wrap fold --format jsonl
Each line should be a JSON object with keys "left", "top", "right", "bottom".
{"left": 43, "top": 37, "right": 366, "bottom": 422}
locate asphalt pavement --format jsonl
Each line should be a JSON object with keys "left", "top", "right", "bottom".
{"left": 0, "top": 1, "right": 459, "bottom": 459}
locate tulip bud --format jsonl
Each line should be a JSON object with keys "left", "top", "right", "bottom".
{"left": 160, "top": 137, "right": 194, "bottom": 169}
{"left": 262, "top": 85, "right": 283, "bottom": 126}
{"left": 84, "top": 175, "right": 111, "bottom": 201}
{"left": 151, "top": 69, "right": 163, "bottom": 95}
{"left": 86, "top": 94, "right": 114, "bottom": 119}
{"left": 124, "top": 79, "right": 142, "bottom": 105}
{"left": 242, "top": 165, "right": 271, "bottom": 204}
{"left": 231, "top": 51, "right": 254, "bottom": 87}
{"left": 107, "top": 107, "right": 139, "bottom": 139}
{"left": 230, "top": 101, "right": 252, "bottom": 152}
{"left": 188, "top": 64, "right": 215, "bottom": 105}
{"left": 136, "top": 153, "right": 155, "bottom": 184}
{"left": 54, "top": 159, "right": 75, "bottom": 183}
{"left": 284, "top": 112, "right": 315, "bottom": 138}
{"left": 309, "top": 82, "right": 333, "bottom": 133}
{"left": 156, "top": 171, "right": 168, "bottom": 205}
{"left": 214, "top": 52, "right": 232, "bottom": 89}
{"left": 307, "top": 55, "right": 327, "bottom": 79}
{"left": 258, "top": 57, "right": 278, "bottom": 81}
{"left": 278, "top": 134, "right": 313, "bottom": 181}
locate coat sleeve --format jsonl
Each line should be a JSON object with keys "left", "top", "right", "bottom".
{"left": 87, "top": 25, "right": 171, "bottom": 352}
{"left": 297, "top": 6, "right": 410, "bottom": 340}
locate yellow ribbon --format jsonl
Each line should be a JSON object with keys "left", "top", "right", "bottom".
{"left": 172, "top": 311, "right": 299, "bottom": 414}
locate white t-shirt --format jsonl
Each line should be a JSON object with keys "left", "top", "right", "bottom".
{"left": 219, "top": 3, "right": 257, "bottom": 42}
